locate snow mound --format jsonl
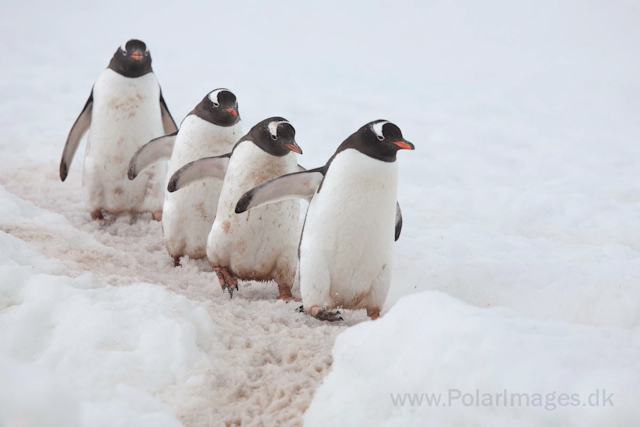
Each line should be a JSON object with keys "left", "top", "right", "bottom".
{"left": 306, "top": 292, "right": 640, "bottom": 427}
{"left": 0, "top": 228, "right": 213, "bottom": 426}
{"left": 0, "top": 185, "right": 69, "bottom": 225}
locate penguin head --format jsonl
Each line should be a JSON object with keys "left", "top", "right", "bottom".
{"left": 192, "top": 89, "right": 240, "bottom": 127}
{"left": 351, "top": 120, "right": 414, "bottom": 162}
{"left": 108, "top": 39, "right": 152, "bottom": 78}
{"left": 248, "top": 117, "right": 302, "bottom": 157}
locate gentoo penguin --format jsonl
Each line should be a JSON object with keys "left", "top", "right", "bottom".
{"left": 235, "top": 120, "right": 414, "bottom": 321}
{"left": 167, "top": 117, "right": 302, "bottom": 300}
{"left": 59, "top": 39, "right": 177, "bottom": 222}
{"left": 128, "top": 89, "right": 243, "bottom": 266}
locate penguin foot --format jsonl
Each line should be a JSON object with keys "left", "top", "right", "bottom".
{"left": 173, "top": 256, "right": 181, "bottom": 267}
{"left": 152, "top": 210, "right": 163, "bottom": 221}
{"left": 366, "top": 308, "right": 381, "bottom": 320}
{"left": 276, "top": 283, "right": 301, "bottom": 302}
{"left": 296, "top": 305, "right": 340, "bottom": 316}
{"left": 91, "top": 210, "right": 113, "bottom": 226}
{"left": 307, "top": 306, "right": 343, "bottom": 322}
{"left": 278, "top": 295, "right": 302, "bottom": 302}
{"left": 90, "top": 210, "right": 103, "bottom": 221}
{"left": 214, "top": 267, "right": 238, "bottom": 298}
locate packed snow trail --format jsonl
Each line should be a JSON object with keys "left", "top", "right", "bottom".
{"left": 0, "top": 161, "right": 367, "bottom": 426}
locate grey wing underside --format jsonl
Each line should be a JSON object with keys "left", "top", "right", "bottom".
{"left": 60, "top": 90, "right": 93, "bottom": 181}
{"left": 160, "top": 90, "right": 178, "bottom": 134}
{"left": 235, "top": 168, "right": 325, "bottom": 214}
{"left": 395, "top": 202, "right": 403, "bottom": 241}
{"left": 233, "top": 165, "right": 404, "bottom": 239}
{"left": 167, "top": 154, "right": 231, "bottom": 192}
{"left": 128, "top": 132, "right": 178, "bottom": 180}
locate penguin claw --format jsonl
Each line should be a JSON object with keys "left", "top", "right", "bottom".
{"left": 298, "top": 305, "right": 343, "bottom": 321}
{"left": 314, "top": 307, "right": 343, "bottom": 322}
{"left": 214, "top": 267, "right": 238, "bottom": 299}
{"left": 222, "top": 284, "right": 234, "bottom": 299}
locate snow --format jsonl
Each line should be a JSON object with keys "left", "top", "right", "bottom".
{"left": 1, "top": 0, "right": 640, "bottom": 425}
{"left": 305, "top": 292, "right": 640, "bottom": 426}
{"left": 0, "top": 173, "right": 351, "bottom": 426}
{"left": 0, "top": 227, "right": 187, "bottom": 426}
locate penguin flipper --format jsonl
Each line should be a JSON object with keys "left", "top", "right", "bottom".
{"left": 167, "top": 154, "right": 231, "bottom": 192}
{"left": 395, "top": 202, "right": 403, "bottom": 241}
{"left": 128, "top": 131, "right": 178, "bottom": 180}
{"left": 159, "top": 90, "right": 178, "bottom": 134}
{"left": 235, "top": 168, "right": 325, "bottom": 214}
{"left": 60, "top": 89, "right": 93, "bottom": 181}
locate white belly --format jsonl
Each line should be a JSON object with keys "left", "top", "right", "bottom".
{"left": 163, "top": 115, "right": 243, "bottom": 259}
{"left": 299, "top": 149, "right": 398, "bottom": 310}
{"left": 83, "top": 69, "right": 166, "bottom": 214}
{"left": 207, "top": 141, "right": 300, "bottom": 282}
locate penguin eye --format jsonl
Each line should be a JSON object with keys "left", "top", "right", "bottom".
{"left": 377, "top": 135, "right": 384, "bottom": 141}
{"left": 271, "top": 134, "right": 277, "bottom": 140}
{"left": 212, "top": 102, "right": 219, "bottom": 108}
{"left": 122, "top": 50, "right": 127, "bottom": 56}
{"left": 145, "top": 51, "right": 149, "bottom": 56}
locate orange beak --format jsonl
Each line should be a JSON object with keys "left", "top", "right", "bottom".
{"left": 285, "top": 143, "right": 303, "bottom": 154}
{"left": 392, "top": 140, "right": 415, "bottom": 150}
{"left": 226, "top": 108, "right": 238, "bottom": 117}
{"left": 130, "top": 52, "right": 143, "bottom": 60}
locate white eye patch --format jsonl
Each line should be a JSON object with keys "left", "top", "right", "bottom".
{"left": 208, "top": 88, "right": 229, "bottom": 105}
{"left": 268, "top": 120, "right": 290, "bottom": 138}
{"left": 120, "top": 40, "right": 149, "bottom": 53}
{"left": 371, "top": 121, "right": 389, "bottom": 139}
